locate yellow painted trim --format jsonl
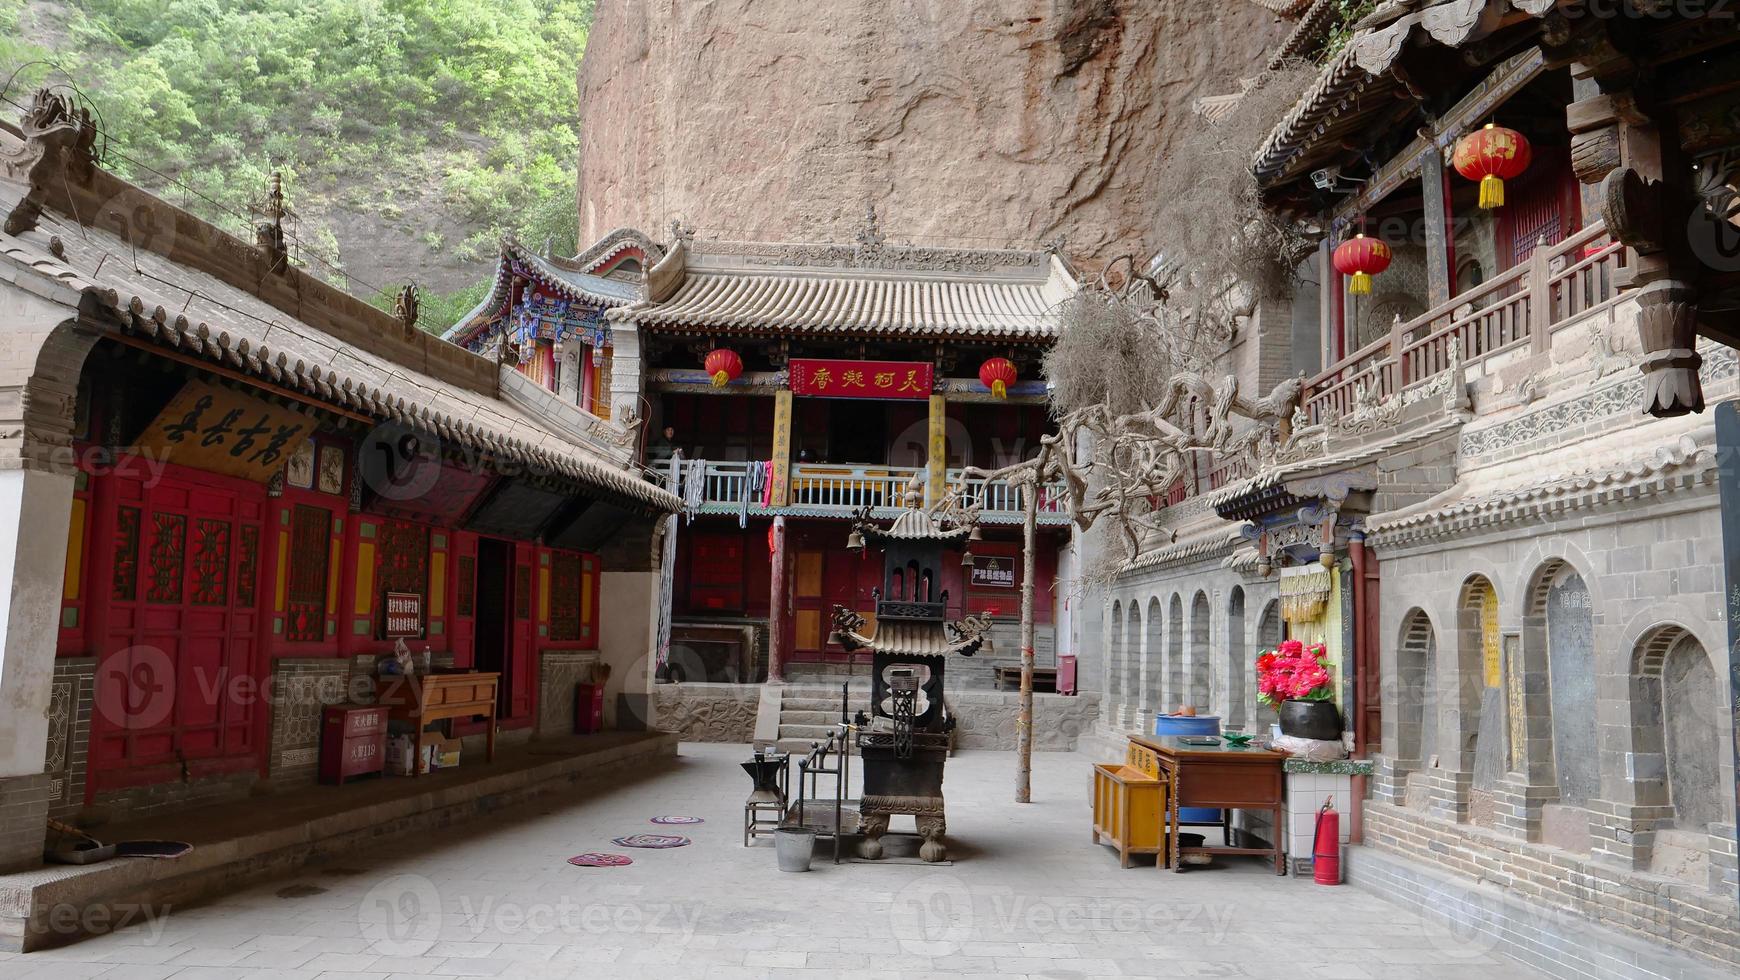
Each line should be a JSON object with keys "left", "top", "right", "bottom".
{"left": 354, "top": 542, "right": 375, "bottom": 616}
{"left": 926, "top": 394, "right": 947, "bottom": 508}
{"left": 62, "top": 498, "right": 85, "bottom": 601}
{"left": 538, "top": 566, "right": 550, "bottom": 622}
{"left": 771, "top": 389, "right": 793, "bottom": 507}
{"left": 274, "top": 529, "right": 290, "bottom": 612}
{"left": 430, "top": 551, "right": 447, "bottom": 618}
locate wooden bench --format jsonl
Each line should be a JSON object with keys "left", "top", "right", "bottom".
{"left": 375, "top": 671, "right": 499, "bottom": 775}
{"left": 993, "top": 664, "right": 1057, "bottom": 692}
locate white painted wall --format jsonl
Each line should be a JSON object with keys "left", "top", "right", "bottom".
{"left": 599, "top": 570, "right": 659, "bottom": 730}
{"left": 0, "top": 468, "right": 75, "bottom": 777}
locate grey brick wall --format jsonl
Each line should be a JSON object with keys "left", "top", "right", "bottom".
{"left": 266, "top": 658, "right": 355, "bottom": 788}
{"left": 0, "top": 773, "right": 52, "bottom": 872}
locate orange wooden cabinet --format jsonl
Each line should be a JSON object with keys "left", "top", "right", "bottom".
{"left": 1091, "top": 763, "right": 1168, "bottom": 869}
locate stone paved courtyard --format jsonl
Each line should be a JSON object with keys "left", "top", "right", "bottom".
{"left": 0, "top": 743, "right": 1546, "bottom": 979}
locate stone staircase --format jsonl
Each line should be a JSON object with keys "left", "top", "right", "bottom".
{"left": 765, "top": 682, "right": 870, "bottom": 753}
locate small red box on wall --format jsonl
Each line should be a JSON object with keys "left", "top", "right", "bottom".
{"left": 575, "top": 684, "right": 605, "bottom": 734}
{"left": 320, "top": 703, "right": 388, "bottom": 784}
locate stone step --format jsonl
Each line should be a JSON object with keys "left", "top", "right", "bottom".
{"left": 780, "top": 697, "right": 855, "bottom": 713}
{"left": 777, "top": 723, "right": 844, "bottom": 743}
{"left": 778, "top": 709, "right": 843, "bottom": 727}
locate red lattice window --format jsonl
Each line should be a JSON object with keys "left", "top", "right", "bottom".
{"left": 145, "top": 512, "right": 186, "bottom": 604}
{"left": 375, "top": 521, "right": 428, "bottom": 599}
{"left": 286, "top": 504, "right": 331, "bottom": 642}
{"left": 550, "top": 552, "right": 582, "bottom": 642}
{"left": 456, "top": 555, "right": 475, "bottom": 618}
{"left": 235, "top": 525, "right": 260, "bottom": 607}
{"left": 112, "top": 505, "right": 140, "bottom": 601}
{"left": 189, "top": 518, "right": 231, "bottom": 606}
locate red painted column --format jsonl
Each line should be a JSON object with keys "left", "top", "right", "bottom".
{"left": 766, "top": 516, "right": 786, "bottom": 683}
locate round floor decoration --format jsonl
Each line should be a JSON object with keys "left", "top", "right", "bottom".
{"left": 567, "top": 853, "right": 633, "bottom": 867}
{"left": 649, "top": 815, "right": 704, "bottom": 825}
{"left": 611, "top": 834, "right": 691, "bottom": 849}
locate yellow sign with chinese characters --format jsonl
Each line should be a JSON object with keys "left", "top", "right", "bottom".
{"left": 135, "top": 380, "right": 314, "bottom": 484}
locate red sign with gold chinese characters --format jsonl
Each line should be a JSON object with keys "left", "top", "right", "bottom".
{"left": 787, "top": 359, "right": 934, "bottom": 400}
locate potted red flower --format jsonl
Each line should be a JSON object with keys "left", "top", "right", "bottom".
{"left": 1256, "top": 639, "right": 1340, "bottom": 740}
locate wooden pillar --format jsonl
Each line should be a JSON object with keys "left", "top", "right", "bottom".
{"left": 766, "top": 515, "right": 786, "bottom": 683}
{"left": 1421, "top": 147, "right": 1452, "bottom": 309}
{"left": 925, "top": 394, "right": 947, "bottom": 508}
{"left": 770, "top": 389, "right": 793, "bottom": 508}
{"left": 1317, "top": 238, "right": 1336, "bottom": 367}
{"left": 1015, "top": 478, "right": 1038, "bottom": 804}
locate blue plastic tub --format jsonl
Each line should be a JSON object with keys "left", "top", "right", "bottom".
{"left": 1153, "top": 713, "right": 1222, "bottom": 824}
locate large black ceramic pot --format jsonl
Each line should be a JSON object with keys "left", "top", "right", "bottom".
{"left": 1278, "top": 699, "right": 1340, "bottom": 741}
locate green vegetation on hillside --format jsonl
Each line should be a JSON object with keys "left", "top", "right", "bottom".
{"left": 3, "top": 0, "right": 595, "bottom": 325}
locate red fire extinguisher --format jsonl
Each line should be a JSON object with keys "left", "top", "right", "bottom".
{"left": 1313, "top": 796, "right": 1342, "bottom": 885}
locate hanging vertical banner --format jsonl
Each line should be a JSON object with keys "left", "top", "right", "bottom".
{"left": 134, "top": 380, "right": 313, "bottom": 483}
{"left": 926, "top": 394, "right": 947, "bottom": 508}
{"left": 770, "top": 389, "right": 793, "bottom": 508}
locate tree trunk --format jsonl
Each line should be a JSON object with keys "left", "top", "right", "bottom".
{"left": 1016, "top": 481, "right": 1038, "bottom": 803}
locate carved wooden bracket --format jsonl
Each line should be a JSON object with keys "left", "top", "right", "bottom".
{"left": 1600, "top": 167, "right": 1666, "bottom": 255}
{"left": 1635, "top": 279, "right": 1703, "bottom": 417}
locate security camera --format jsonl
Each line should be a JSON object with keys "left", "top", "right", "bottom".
{"left": 1311, "top": 167, "right": 1340, "bottom": 191}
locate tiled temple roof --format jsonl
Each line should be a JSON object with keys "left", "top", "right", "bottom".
{"left": 0, "top": 127, "right": 679, "bottom": 515}
{"left": 608, "top": 237, "right": 1078, "bottom": 341}
{"left": 1252, "top": 0, "right": 1556, "bottom": 188}
{"left": 443, "top": 237, "right": 640, "bottom": 346}
{"left": 833, "top": 619, "right": 986, "bottom": 659}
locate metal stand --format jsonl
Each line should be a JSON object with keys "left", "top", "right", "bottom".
{"left": 795, "top": 727, "right": 852, "bottom": 864}
{"left": 742, "top": 751, "right": 791, "bottom": 846}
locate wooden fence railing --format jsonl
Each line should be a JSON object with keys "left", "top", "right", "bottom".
{"left": 1305, "top": 222, "right": 1625, "bottom": 423}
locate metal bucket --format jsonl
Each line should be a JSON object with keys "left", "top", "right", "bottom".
{"left": 774, "top": 827, "right": 816, "bottom": 872}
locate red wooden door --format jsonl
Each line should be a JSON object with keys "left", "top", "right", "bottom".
{"left": 506, "top": 542, "right": 536, "bottom": 720}
{"left": 88, "top": 463, "right": 266, "bottom": 794}
{"left": 790, "top": 547, "right": 878, "bottom": 663}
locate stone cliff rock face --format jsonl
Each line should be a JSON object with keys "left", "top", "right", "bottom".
{"left": 577, "top": 0, "right": 1289, "bottom": 270}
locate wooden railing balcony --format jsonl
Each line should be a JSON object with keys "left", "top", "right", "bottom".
{"left": 682, "top": 460, "right": 1070, "bottom": 523}
{"left": 1304, "top": 222, "right": 1626, "bottom": 423}
{"left": 788, "top": 463, "right": 923, "bottom": 511}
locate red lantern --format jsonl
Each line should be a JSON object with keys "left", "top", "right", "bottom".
{"left": 1332, "top": 234, "right": 1391, "bottom": 296}
{"left": 1453, "top": 123, "right": 1532, "bottom": 209}
{"left": 703, "top": 348, "right": 743, "bottom": 388}
{"left": 978, "top": 357, "right": 1018, "bottom": 399}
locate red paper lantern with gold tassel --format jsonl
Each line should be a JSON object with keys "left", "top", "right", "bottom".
{"left": 703, "top": 348, "right": 743, "bottom": 388}
{"left": 1332, "top": 234, "right": 1391, "bottom": 296}
{"left": 978, "top": 356, "right": 1017, "bottom": 399}
{"left": 1453, "top": 123, "right": 1532, "bottom": 209}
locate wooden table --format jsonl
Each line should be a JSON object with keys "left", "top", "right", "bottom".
{"left": 1129, "top": 735, "right": 1286, "bottom": 874}
{"left": 375, "top": 671, "right": 499, "bottom": 775}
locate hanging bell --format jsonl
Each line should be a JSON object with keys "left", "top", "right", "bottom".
{"left": 846, "top": 528, "right": 864, "bottom": 552}
{"left": 960, "top": 548, "right": 975, "bottom": 568}
{"left": 967, "top": 524, "right": 983, "bottom": 543}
